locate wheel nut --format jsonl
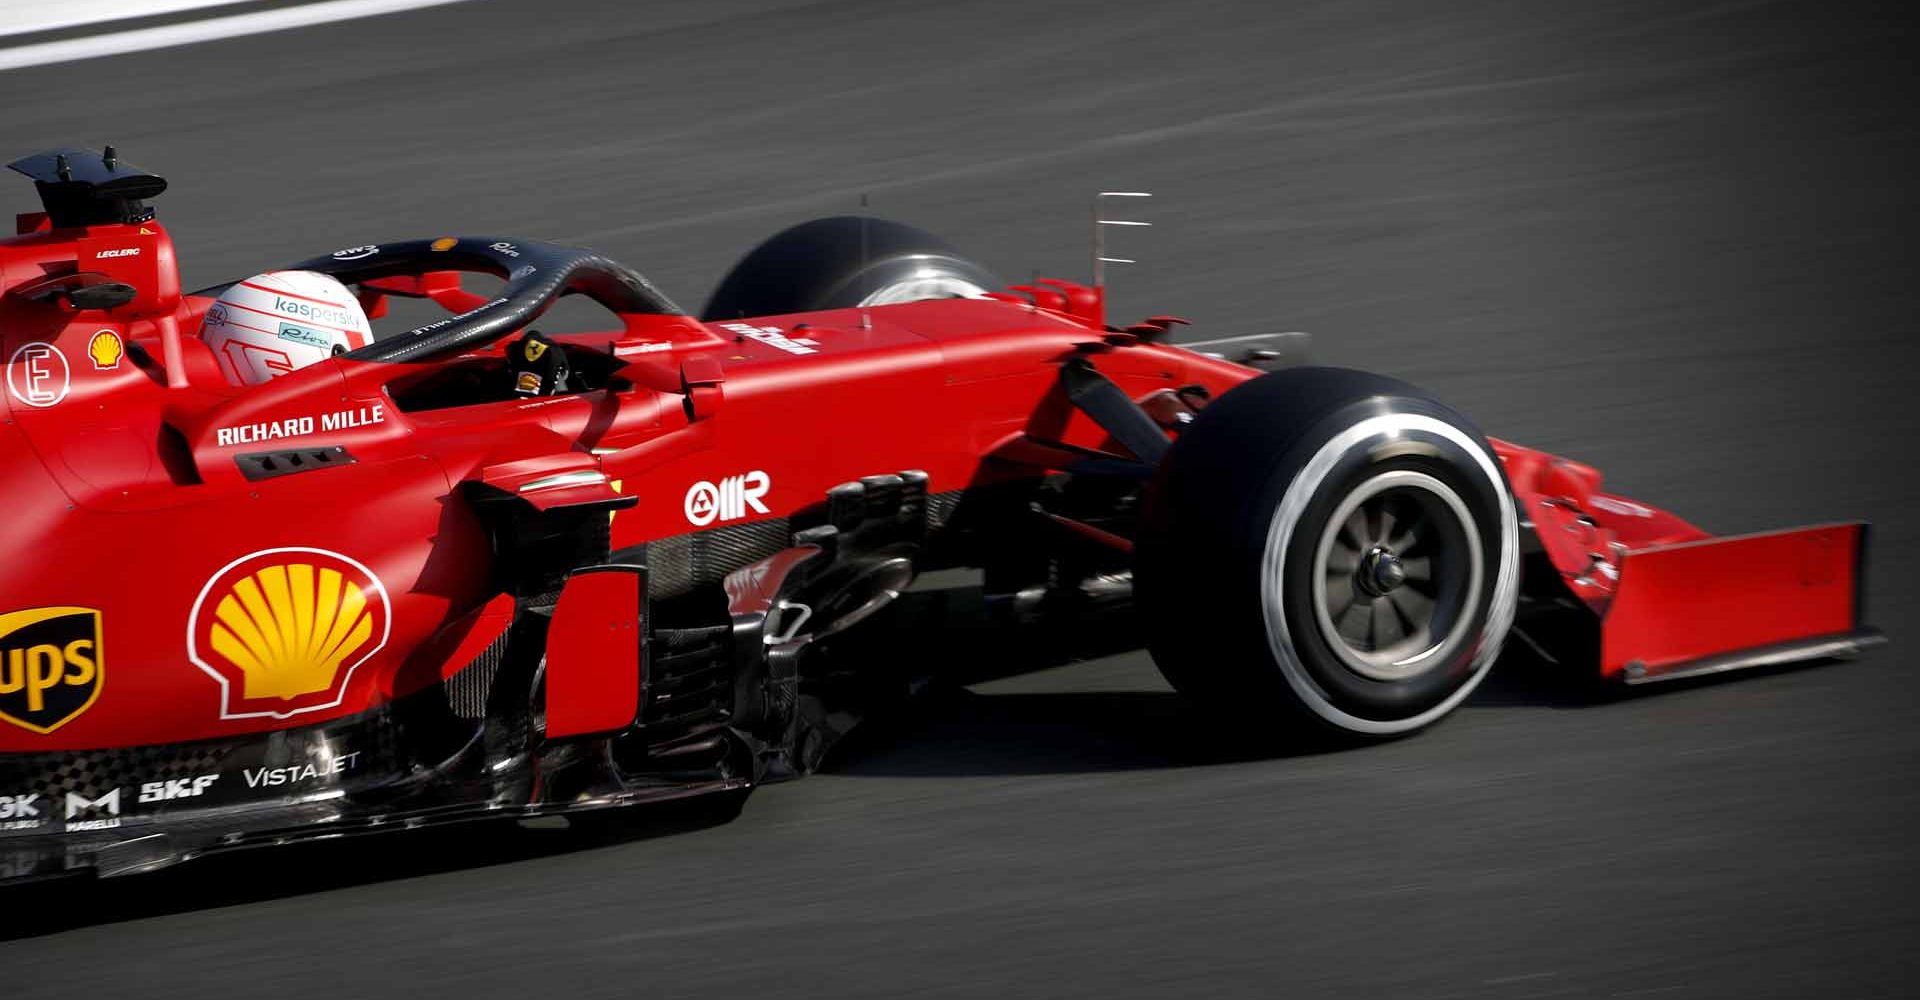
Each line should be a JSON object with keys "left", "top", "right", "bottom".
{"left": 1359, "top": 548, "right": 1406, "bottom": 595}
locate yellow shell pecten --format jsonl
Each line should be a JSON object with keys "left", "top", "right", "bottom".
{"left": 208, "top": 562, "right": 373, "bottom": 701}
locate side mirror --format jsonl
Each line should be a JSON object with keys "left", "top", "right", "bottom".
{"left": 67, "top": 282, "right": 138, "bottom": 311}
{"left": 9, "top": 272, "right": 138, "bottom": 312}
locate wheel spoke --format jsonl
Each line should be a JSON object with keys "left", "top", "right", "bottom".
{"left": 1387, "top": 586, "right": 1433, "bottom": 632}
{"left": 1398, "top": 556, "right": 1432, "bottom": 582}
{"left": 1326, "top": 543, "right": 1360, "bottom": 573}
{"left": 1337, "top": 600, "right": 1372, "bottom": 646}
{"left": 1372, "top": 504, "right": 1397, "bottom": 550}
{"left": 1388, "top": 511, "right": 1426, "bottom": 553}
{"left": 1370, "top": 596, "right": 1405, "bottom": 647}
{"left": 1324, "top": 574, "right": 1357, "bottom": 618}
{"left": 1341, "top": 508, "right": 1370, "bottom": 550}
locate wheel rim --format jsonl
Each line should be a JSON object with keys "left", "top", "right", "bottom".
{"left": 1259, "top": 412, "right": 1520, "bottom": 735}
{"left": 1308, "top": 469, "right": 1483, "bottom": 682}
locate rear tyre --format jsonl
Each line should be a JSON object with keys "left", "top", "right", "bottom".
{"left": 1134, "top": 367, "right": 1519, "bottom": 739}
{"left": 702, "top": 216, "right": 996, "bottom": 320}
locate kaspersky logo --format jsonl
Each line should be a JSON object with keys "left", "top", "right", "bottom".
{"left": 188, "top": 548, "right": 390, "bottom": 720}
{"left": 0, "top": 606, "right": 103, "bottom": 735}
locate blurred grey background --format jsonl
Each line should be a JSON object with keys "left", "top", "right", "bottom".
{"left": 3, "top": 0, "right": 1917, "bottom": 996}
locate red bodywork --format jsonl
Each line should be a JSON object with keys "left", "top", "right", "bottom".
{"left": 0, "top": 211, "right": 1874, "bottom": 756}
{"left": 1496, "top": 443, "right": 1869, "bottom": 680}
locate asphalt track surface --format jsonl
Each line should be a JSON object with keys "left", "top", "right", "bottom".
{"left": 4, "top": 1, "right": 1919, "bottom": 995}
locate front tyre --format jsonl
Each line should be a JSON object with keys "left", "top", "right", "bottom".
{"left": 1135, "top": 367, "right": 1519, "bottom": 738}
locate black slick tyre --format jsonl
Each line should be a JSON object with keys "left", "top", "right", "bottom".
{"left": 1134, "top": 367, "right": 1520, "bottom": 739}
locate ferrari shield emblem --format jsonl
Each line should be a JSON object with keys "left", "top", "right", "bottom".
{"left": 0, "top": 606, "right": 103, "bottom": 735}
{"left": 189, "top": 547, "right": 390, "bottom": 720}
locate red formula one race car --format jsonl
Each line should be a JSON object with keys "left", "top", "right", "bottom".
{"left": 0, "top": 149, "right": 1881, "bottom": 882}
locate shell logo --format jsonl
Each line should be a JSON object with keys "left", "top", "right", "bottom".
{"left": 188, "top": 548, "right": 390, "bottom": 720}
{"left": 87, "top": 331, "right": 124, "bottom": 371}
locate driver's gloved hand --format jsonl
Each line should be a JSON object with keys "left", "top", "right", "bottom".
{"left": 507, "top": 329, "right": 570, "bottom": 395}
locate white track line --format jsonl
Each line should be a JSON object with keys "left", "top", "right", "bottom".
{"left": 0, "top": 0, "right": 476, "bottom": 72}
{"left": 0, "top": 2, "right": 256, "bottom": 40}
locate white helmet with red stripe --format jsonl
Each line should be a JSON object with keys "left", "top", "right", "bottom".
{"left": 200, "top": 270, "right": 374, "bottom": 386}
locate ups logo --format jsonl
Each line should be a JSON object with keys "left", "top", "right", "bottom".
{"left": 0, "top": 607, "right": 103, "bottom": 734}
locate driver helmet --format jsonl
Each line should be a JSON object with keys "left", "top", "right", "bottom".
{"left": 200, "top": 270, "right": 373, "bottom": 386}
